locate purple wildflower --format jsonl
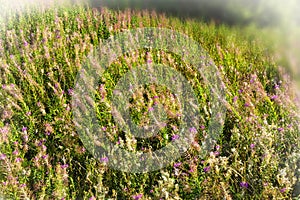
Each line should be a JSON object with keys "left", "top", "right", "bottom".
{"left": 189, "top": 168, "right": 195, "bottom": 173}
{"left": 240, "top": 181, "right": 249, "bottom": 188}
{"left": 22, "top": 126, "right": 27, "bottom": 132}
{"left": 172, "top": 134, "right": 179, "bottom": 141}
{"left": 233, "top": 96, "right": 238, "bottom": 103}
{"left": 60, "top": 164, "right": 69, "bottom": 169}
{"left": 280, "top": 188, "right": 286, "bottom": 193}
{"left": 148, "top": 107, "right": 154, "bottom": 112}
{"left": 203, "top": 166, "right": 210, "bottom": 173}
{"left": 101, "top": 157, "right": 109, "bottom": 163}
{"left": 278, "top": 127, "right": 284, "bottom": 132}
{"left": 42, "top": 145, "right": 47, "bottom": 151}
{"left": 250, "top": 143, "right": 255, "bottom": 149}
{"left": 271, "top": 95, "right": 278, "bottom": 100}
{"left": 68, "top": 88, "right": 74, "bottom": 96}
{"left": 45, "top": 132, "right": 51, "bottom": 136}
{"left": 176, "top": 113, "right": 182, "bottom": 117}
{"left": 132, "top": 194, "right": 143, "bottom": 200}
{"left": 38, "top": 140, "right": 44, "bottom": 146}
{"left": 0, "top": 126, "right": 8, "bottom": 134}
{"left": 0, "top": 154, "right": 6, "bottom": 160}
{"left": 189, "top": 127, "right": 197, "bottom": 133}
{"left": 23, "top": 135, "right": 28, "bottom": 141}
{"left": 13, "top": 150, "right": 19, "bottom": 155}
{"left": 174, "top": 162, "right": 182, "bottom": 168}
{"left": 244, "top": 102, "right": 250, "bottom": 107}
{"left": 15, "top": 157, "right": 22, "bottom": 163}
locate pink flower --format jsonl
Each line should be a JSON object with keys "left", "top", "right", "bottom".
{"left": 0, "top": 154, "right": 6, "bottom": 160}
{"left": 13, "top": 150, "right": 19, "bottom": 155}
{"left": 233, "top": 96, "right": 238, "bottom": 103}
{"left": 61, "top": 164, "right": 69, "bottom": 169}
{"left": 174, "top": 162, "right": 182, "bottom": 168}
{"left": 101, "top": 157, "right": 109, "bottom": 163}
{"left": 244, "top": 102, "right": 250, "bottom": 107}
{"left": 132, "top": 194, "right": 143, "bottom": 200}
{"left": 280, "top": 188, "right": 287, "bottom": 193}
{"left": 271, "top": 95, "right": 278, "bottom": 100}
{"left": 22, "top": 126, "right": 27, "bottom": 132}
{"left": 172, "top": 134, "right": 179, "bottom": 141}
{"left": 189, "top": 127, "right": 197, "bottom": 133}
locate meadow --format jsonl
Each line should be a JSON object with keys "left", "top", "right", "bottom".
{"left": 0, "top": 4, "right": 299, "bottom": 199}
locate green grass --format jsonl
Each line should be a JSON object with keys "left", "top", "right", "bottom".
{"left": 0, "top": 5, "right": 299, "bottom": 199}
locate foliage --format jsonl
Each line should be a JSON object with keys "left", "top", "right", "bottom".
{"left": 0, "top": 5, "right": 299, "bottom": 199}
